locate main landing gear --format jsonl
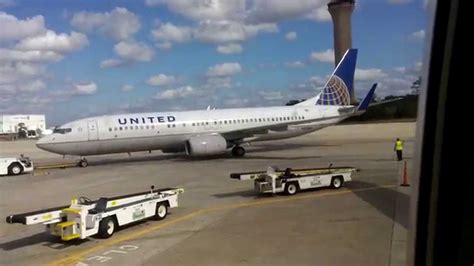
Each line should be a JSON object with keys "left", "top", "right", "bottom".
{"left": 231, "top": 146, "right": 246, "bottom": 157}
{"left": 78, "top": 158, "right": 88, "bottom": 167}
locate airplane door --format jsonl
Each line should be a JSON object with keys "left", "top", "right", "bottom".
{"left": 87, "top": 120, "right": 99, "bottom": 141}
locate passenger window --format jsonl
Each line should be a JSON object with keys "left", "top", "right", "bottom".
{"left": 151, "top": 125, "right": 155, "bottom": 129}
{"left": 167, "top": 124, "right": 170, "bottom": 128}
{"left": 114, "top": 127, "right": 118, "bottom": 131}
{"left": 125, "top": 126, "right": 128, "bottom": 130}
{"left": 135, "top": 126, "right": 139, "bottom": 129}
{"left": 119, "top": 127, "right": 123, "bottom": 131}
{"left": 109, "top": 128, "right": 112, "bottom": 132}
{"left": 192, "top": 123, "right": 195, "bottom": 126}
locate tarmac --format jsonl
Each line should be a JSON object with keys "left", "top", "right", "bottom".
{"left": 0, "top": 122, "right": 415, "bottom": 266}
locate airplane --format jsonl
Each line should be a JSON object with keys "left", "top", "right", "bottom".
{"left": 36, "top": 48, "right": 377, "bottom": 167}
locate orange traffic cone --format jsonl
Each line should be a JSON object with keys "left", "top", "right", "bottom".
{"left": 400, "top": 161, "right": 410, "bottom": 186}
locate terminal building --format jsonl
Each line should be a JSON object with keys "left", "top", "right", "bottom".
{"left": 0, "top": 115, "right": 46, "bottom": 138}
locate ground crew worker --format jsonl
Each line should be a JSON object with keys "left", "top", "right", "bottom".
{"left": 394, "top": 138, "right": 403, "bottom": 161}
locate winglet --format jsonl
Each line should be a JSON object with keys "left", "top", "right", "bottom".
{"left": 356, "top": 83, "right": 377, "bottom": 112}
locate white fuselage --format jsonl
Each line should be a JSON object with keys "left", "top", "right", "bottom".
{"left": 36, "top": 105, "right": 349, "bottom": 156}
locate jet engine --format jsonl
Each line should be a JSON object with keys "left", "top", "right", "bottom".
{"left": 185, "top": 134, "right": 228, "bottom": 156}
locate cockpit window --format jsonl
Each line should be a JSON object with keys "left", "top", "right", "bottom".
{"left": 53, "top": 127, "right": 72, "bottom": 134}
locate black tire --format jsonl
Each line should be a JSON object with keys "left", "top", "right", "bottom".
{"left": 154, "top": 203, "right": 168, "bottom": 220}
{"left": 331, "top": 176, "right": 344, "bottom": 189}
{"left": 231, "top": 146, "right": 245, "bottom": 157}
{"left": 98, "top": 217, "right": 116, "bottom": 238}
{"left": 8, "top": 163, "right": 23, "bottom": 175}
{"left": 285, "top": 182, "right": 299, "bottom": 195}
{"left": 79, "top": 159, "right": 88, "bottom": 168}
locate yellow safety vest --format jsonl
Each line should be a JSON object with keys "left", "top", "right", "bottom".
{"left": 395, "top": 140, "right": 403, "bottom": 151}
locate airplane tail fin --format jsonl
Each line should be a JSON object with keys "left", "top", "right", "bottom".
{"left": 355, "top": 83, "right": 377, "bottom": 112}
{"left": 296, "top": 48, "right": 357, "bottom": 106}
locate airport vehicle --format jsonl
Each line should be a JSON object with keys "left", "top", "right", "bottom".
{"left": 231, "top": 165, "right": 356, "bottom": 195}
{"left": 5, "top": 187, "right": 183, "bottom": 240}
{"left": 36, "top": 49, "right": 378, "bottom": 166}
{"left": 0, "top": 156, "right": 34, "bottom": 176}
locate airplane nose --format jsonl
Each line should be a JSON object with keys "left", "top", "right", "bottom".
{"left": 36, "top": 135, "right": 53, "bottom": 151}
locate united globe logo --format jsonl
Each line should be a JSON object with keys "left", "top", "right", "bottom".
{"left": 316, "top": 75, "right": 350, "bottom": 106}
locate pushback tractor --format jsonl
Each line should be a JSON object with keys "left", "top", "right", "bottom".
{"left": 6, "top": 186, "right": 184, "bottom": 240}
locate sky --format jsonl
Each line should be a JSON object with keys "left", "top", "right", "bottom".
{"left": 0, "top": 0, "right": 427, "bottom": 125}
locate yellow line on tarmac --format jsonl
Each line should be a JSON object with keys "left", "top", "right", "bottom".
{"left": 47, "top": 184, "right": 396, "bottom": 266}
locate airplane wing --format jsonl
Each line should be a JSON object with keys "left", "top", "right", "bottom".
{"left": 220, "top": 114, "right": 352, "bottom": 142}
{"left": 221, "top": 84, "right": 378, "bottom": 142}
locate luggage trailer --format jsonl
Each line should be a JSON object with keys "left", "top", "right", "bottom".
{"left": 231, "top": 165, "right": 357, "bottom": 195}
{"left": 6, "top": 187, "right": 184, "bottom": 240}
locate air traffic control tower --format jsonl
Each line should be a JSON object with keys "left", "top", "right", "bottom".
{"left": 328, "top": 0, "right": 355, "bottom": 103}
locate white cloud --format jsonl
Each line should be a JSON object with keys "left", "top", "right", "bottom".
{"left": 20, "top": 79, "right": 46, "bottom": 92}
{"left": 100, "top": 58, "right": 125, "bottom": 68}
{"left": 15, "top": 30, "right": 88, "bottom": 53}
{"left": 204, "top": 76, "right": 232, "bottom": 90}
{"left": 0, "top": 48, "right": 63, "bottom": 63}
{"left": 304, "top": 6, "right": 331, "bottom": 22}
{"left": 393, "top": 62, "right": 422, "bottom": 75}
{"left": 151, "top": 22, "right": 193, "bottom": 43}
{"left": 414, "top": 62, "right": 422, "bottom": 72}
{"left": 411, "top": 29, "right": 425, "bottom": 40}
{"left": 70, "top": 7, "right": 140, "bottom": 41}
{"left": 146, "top": 74, "right": 176, "bottom": 86}
{"left": 394, "top": 66, "right": 407, "bottom": 73}
{"left": 355, "top": 68, "right": 388, "bottom": 81}
{"left": 285, "top": 31, "right": 297, "bottom": 41}
{"left": 285, "top": 61, "right": 305, "bottom": 68}
{"left": 0, "top": 77, "right": 46, "bottom": 93}
{"left": 388, "top": 0, "right": 412, "bottom": 4}
{"left": 194, "top": 20, "right": 277, "bottom": 43}
{"left": 206, "top": 62, "right": 242, "bottom": 77}
{"left": 101, "top": 40, "right": 155, "bottom": 68}
{"left": 225, "top": 98, "right": 249, "bottom": 107}
{"left": 156, "top": 42, "right": 173, "bottom": 50}
{"left": 0, "top": 12, "right": 46, "bottom": 42}
{"left": 121, "top": 85, "right": 134, "bottom": 92}
{"left": 0, "top": 62, "right": 45, "bottom": 84}
{"left": 259, "top": 90, "right": 283, "bottom": 101}
{"left": 153, "top": 85, "right": 196, "bottom": 100}
{"left": 146, "top": 0, "right": 246, "bottom": 21}
{"left": 310, "top": 49, "right": 334, "bottom": 63}
{"left": 73, "top": 82, "right": 97, "bottom": 95}
{"left": 114, "top": 40, "right": 154, "bottom": 62}
{"left": 247, "top": 0, "right": 321, "bottom": 23}
{"left": 216, "top": 43, "right": 242, "bottom": 54}
{"left": 310, "top": 76, "right": 327, "bottom": 86}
